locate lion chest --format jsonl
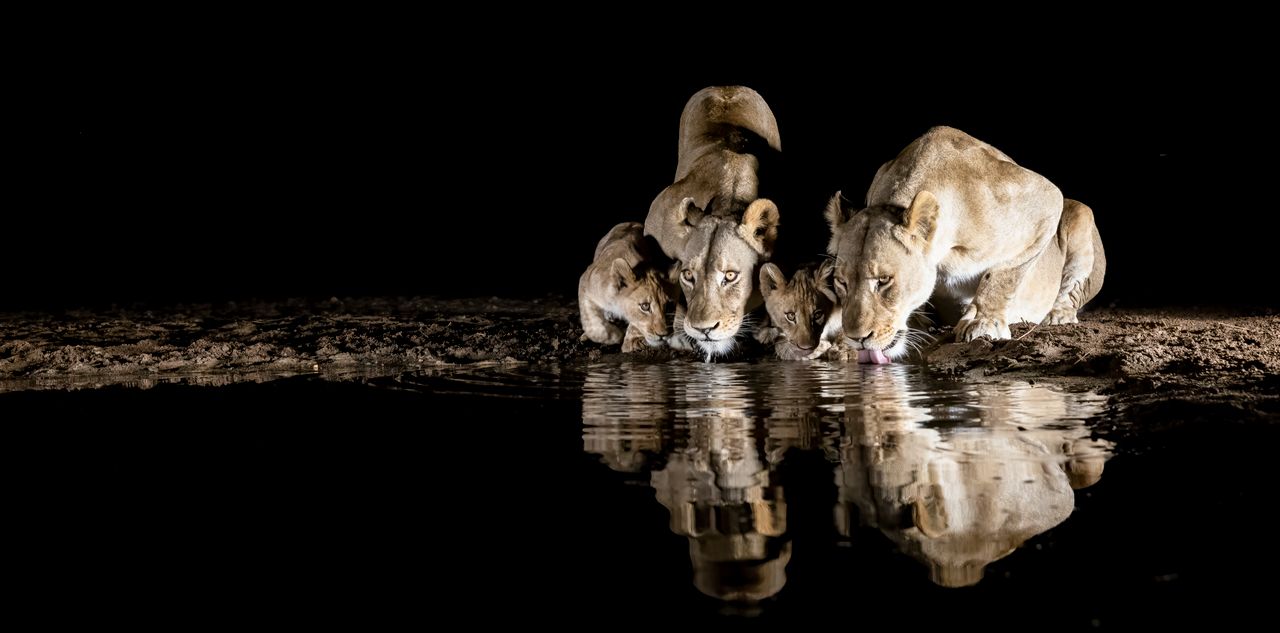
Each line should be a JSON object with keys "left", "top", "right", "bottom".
{"left": 935, "top": 247, "right": 987, "bottom": 299}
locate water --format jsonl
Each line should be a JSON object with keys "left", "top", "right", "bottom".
{"left": 7, "top": 360, "right": 1274, "bottom": 626}
{"left": 580, "top": 362, "right": 1109, "bottom": 595}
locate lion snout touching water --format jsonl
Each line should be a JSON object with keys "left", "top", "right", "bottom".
{"left": 578, "top": 222, "right": 674, "bottom": 352}
{"left": 827, "top": 126, "right": 1105, "bottom": 356}
{"left": 644, "top": 86, "right": 782, "bottom": 361}
{"left": 756, "top": 261, "right": 842, "bottom": 360}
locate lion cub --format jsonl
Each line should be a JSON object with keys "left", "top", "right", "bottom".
{"left": 757, "top": 261, "right": 840, "bottom": 360}
{"left": 578, "top": 222, "right": 673, "bottom": 352}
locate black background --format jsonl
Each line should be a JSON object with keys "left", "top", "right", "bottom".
{"left": 29, "top": 33, "right": 1274, "bottom": 310}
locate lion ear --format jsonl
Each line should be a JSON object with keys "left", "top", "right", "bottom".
{"left": 912, "top": 490, "right": 949, "bottom": 539}
{"left": 740, "top": 198, "right": 780, "bottom": 257}
{"left": 666, "top": 260, "right": 683, "bottom": 287}
{"left": 901, "top": 190, "right": 940, "bottom": 244}
{"left": 647, "top": 194, "right": 704, "bottom": 258}
{"left": 816, "top": 260, "right": 838, "bottom": 303}
{"left": 824, "top": 191, "right": 857, "bottom": 231}
{"left": 681, "top": 196, "right": 706, "bottom": 227}
{"left": 817, "top": 259, "right": 835, "bottom": 284}
{"left": 611, "top": 258, "right": 636, "bottom": 291}
{"left": 758, "top": 263, "right": 786, "bottom": 300}
{"left": 665, "top": 260, "right": 686, "bottom": 291}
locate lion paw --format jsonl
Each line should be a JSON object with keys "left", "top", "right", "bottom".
{"left": 755, "top": 326, "right": 781, "bottom": 345}
{"left": 666, "top": 334, "right": 696, "bottom": 352}
{"left": 956, "top": 316, "right": 1012, "bottom": 342}
{"left": 805, "top": 340, "right": 834, "bottom": 360}
{"left": 1043, "top": 308, "right": 1079, "bottom": 325}
{"left": 774, "top": 343, "right": 811, "bottom": 360}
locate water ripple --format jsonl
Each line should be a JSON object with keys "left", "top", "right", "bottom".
{"left": 579, "top": 360, "right": 1111, "bottom": 597}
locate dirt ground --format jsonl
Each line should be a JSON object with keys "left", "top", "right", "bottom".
{"left": 1, "top": 296, "right": 1277, "bottom": 423}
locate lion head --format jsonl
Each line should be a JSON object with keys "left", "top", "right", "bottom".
{"left": 825, "top": 190, "right": 938, "bottom": 360}
{"left": 608, "top": 258, "right": 673, "bottom": 345}
{"left": 657, "top": 197, "right": 780, "bottom": 358}
{"left": 759, "top": 261, "right": 836, "bottom": 357}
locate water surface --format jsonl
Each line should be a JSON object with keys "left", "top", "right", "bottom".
{"left": 8, "top": 360, "right": 1273, "bottom": 626}
{"left": 580, "top": 362, "right": 1109, "bottom": 596}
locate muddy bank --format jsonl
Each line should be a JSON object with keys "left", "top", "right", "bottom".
{"left": 1, "top": 297, "right": 1277, "bottom": 422}
{"left": 0, "top": 297, "right": 591, "bottom": 391}
{"left": 922, "top": 308, "right": 1280, "bottom": 426}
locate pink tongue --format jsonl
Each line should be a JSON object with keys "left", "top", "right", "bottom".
{"left": 856, "top": 349, "right": 892, "bottom": 365}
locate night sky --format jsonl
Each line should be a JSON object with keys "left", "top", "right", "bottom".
{"left": 34, "top": 39, "right": 1273, "bottom": 310}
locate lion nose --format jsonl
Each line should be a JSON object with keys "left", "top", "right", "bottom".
{"left": 852, "top": 332, "right": 873, "bottom": 346}
{"left": 697, "top": 322, "right": 720, "bottom": 337}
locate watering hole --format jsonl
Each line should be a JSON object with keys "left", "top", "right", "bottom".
{"left": 8, "top": 359, "right": 1276, "bottom": 626}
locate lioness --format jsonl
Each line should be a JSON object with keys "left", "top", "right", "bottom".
{"left": 826, "top": 126, "right": 1103, "bottom": 360}
{"left": 757, "top": 262, "right": 838, "bottom": 360}
{"left": 644, "top": 86, "right": 782, "bottom": 360}
{"left": 578, "top": 222, "right": 672, "bottom": 352}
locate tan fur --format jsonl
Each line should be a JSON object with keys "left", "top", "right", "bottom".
{"left": 756, "top": 262, "right": 838, "bottom": 360}
{"left": 581, "top": 364, "right": 670, "bottom": 473}
{"left": 652, "top": 417, "right": 790, "bottom": 602}
{"left": 582, "top": 362, "right": 790, "bottom": 602}
{"left": 643, "top": 86, "right": 782, "bottom": 359}
{"left": 578, "top": 222, "right": 673, "bottom": 352}
{"left": 826, "top": 127, "right": 1103, "bottom": 358}
{"left": 926, "top": 198, "right": 1108, "bottom": 328}
{"left": 834, "top": 369, "right": 1113, "bottom": 587}
{"left": 1015, "top": 199, "right": 1107, "bottom": 325}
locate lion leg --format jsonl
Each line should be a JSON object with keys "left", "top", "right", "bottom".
{"left": 621, "top": 326, "right": 644, "bottom": 352}
{"left": 1045, "top": 201, "right": 1104, "bottom": 325}
{"left": 579, "top": 301, "right": 623, "bottom": 345}
{"left": 666, "top": 302, "right": 696, "bottom": 351}
{"left": 956, "top": 260, "right": 1036, "bottom": 342}
{"left": 754, "top": 316, "right": 781, "bottom": 345}
{"left": 957, "top": 186, "right": 1063, "bottom": 342}
{"left": 621, "top": 324, "right": 659, "bottom": 352}
{"left": 805, "top": 339, "right": 834, "bottom": 360}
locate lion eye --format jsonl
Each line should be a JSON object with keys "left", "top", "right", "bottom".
{"left": 785, "top": 311, "right": 796, "bottom": 323}
{"left": 812, "top": 312, "right": 824, "bottom": 323}
{"left": 681, "top": 269, "right": 695, "bottom": 283}
{"left": 639, "top": 302, "right": 651, "bottom": 313}
{"left": 877, "top": 276, "right": 894, "bottom": 291}
{"left": 834, "top": 278, "right": 847, "bottom": 292}
{"left": 724, "top": 271, "right": 738, "bottom": 282}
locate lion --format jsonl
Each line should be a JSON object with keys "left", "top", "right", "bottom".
{"left": 825, "top": 126, "right": 1104, "bottom": 360}
{"left": 577, "top": 222, "right": 673, "bottom": 352}
{"left": 756, "top": 261, "right": 838, "bottom": 360}
{"left": 644, "top": 86, "right": 782, "bottom": 360}
{"left": 757, "top": 261, "right": 901, "bottom": 364}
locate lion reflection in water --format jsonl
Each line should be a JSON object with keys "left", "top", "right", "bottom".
{"left": 834, "top": 367, "right": 1111, "bottom": 587}
{"left": 582, "top": 363, "right": 798, "bottom": 603}
{"left": 583, "top": 362, "right": 1111, "bottom": 599}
